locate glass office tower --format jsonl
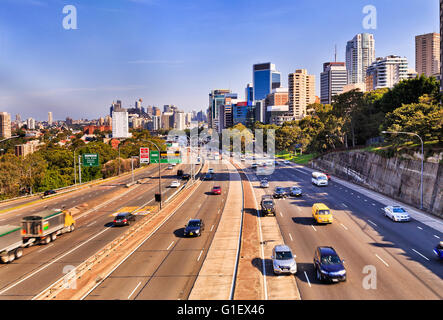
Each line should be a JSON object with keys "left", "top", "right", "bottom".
{"left": 253, "top": 63, "right": 281, "bottom": 101}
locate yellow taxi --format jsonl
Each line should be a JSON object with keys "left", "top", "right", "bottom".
{"left": 312, "top": 203, "right": 333, "bottom": 224}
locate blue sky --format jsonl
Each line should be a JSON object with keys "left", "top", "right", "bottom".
{"left": 0, "top": 0, "right": 439, "bottom": 120}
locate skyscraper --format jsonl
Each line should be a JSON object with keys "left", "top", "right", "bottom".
{"left": 253, "top": 63, "right": 281, "bottom": 101}
{"left": 346, "top": 33, "right": 375, "bottom": 84}
{"left": 415, "top": 33, "right": 440, "bottom": 77}
{"left": 48, "top": 112, "right": 53, "bottom": 125}
{"left": 320, "top": 62, "right": 348, "bottom": 104}
{"left": 208, "top": 89, "right": 236, "bottom": 131}
{"left": 288, "top": 69, "right": 316, "bottom": 120}
{"left": 245, "top": 83, "right": 254, "bottom": 106}
{"left": 110, "top": 100, "right": 123, "bottom": 117}
{"left": 0, "top": 112, "right": 11, "bottom": 139}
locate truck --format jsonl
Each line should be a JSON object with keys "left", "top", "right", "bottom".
{"left": 21, "top": 209, "right": 75, "bottom": 245}
{"left": 0, "top": 225, "right": 25, "bottom": 263}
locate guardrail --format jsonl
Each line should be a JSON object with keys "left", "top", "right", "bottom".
{"left": 33, "top": 160, "right": 206, "bottom": 300}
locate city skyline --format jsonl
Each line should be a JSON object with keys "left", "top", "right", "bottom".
{"left": 0, "top": 0, "right": 440, "bottom": 120}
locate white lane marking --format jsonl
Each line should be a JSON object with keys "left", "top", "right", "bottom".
{"left": 351, "top": 193, "right": 354, "bottom": 195}
{"left": 342, "top": 203, "right": 348, "bottom": 208}
{"left": 364, "top": 199, "right": 368, "bottom": 202}
{"left": 368, "top": 220, "right": 377, "bottom": 227}
{"left": 280, "top": 212, "right": 283, "bottom": 217}
{"left": 372, "top": 203, "right": 376, "bottom": 206}
{"left": 417, "top": 226, "right": 423, "bottom": 230}
{"left": 375, "top": 254, "right": 389, "bottom": 267}
{"left": 87, "top": 221, "right": 97, "bottom": 227}
{"left": 412, "top": 248, "right": 429, "bottom": 261}
{"left": 127, "top": 282, "right": 141, "bottom": 300}
{"left": 1, "top": 227, "right": 110, "bottom": 296}
{"left": 289, "top": 233, "right": 293, "bottom": 241}
{"left": 311, "top": 225, "right": 317, "bottom": 232}
{"left": 166, "top": 241, "right": 174, "bottom": 250}
{"left": 304, "top": 271, "right": 311, "bottom": 288}
{"left": 340, "top": 223, "right": 348, "bottom": 231}
{"left": 197, "top": 250, "right": 204, "bottom": 261}
{"left": 210, "top": 225, "right": 214, "bottom": 232}
{"left": 37, "top": 244, "right": 54, "bottom": 253}
{"left": 357, "top": 196, "right": 360, "bottom": 199}
{"left": 434, "top": 235, "right": 440, "bottom": 239}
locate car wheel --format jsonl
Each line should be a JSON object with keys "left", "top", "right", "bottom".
{"left": 15, "top": 248, "right": 23, "bottom": 259}
{"left": 44, "top": 236, "right": 51, "bottom": 245}
{"left": 50, "top": 233, "right": 57, "bottom": 242}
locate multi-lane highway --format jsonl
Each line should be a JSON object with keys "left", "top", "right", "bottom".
{"left": 0, "top": 163, "right": 193, "bottom": 299}
{"left": 84, "top": 163, "right": 230, "bottom": 300}
{"left": 241, "top": 159, "right": 442, "bottom": 299}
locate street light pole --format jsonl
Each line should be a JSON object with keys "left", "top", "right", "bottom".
{"left": 150, "top": 141, "right": 162, "bottom": 210}
{"left": 382, "top": 131, "right": 424, "bottom": 210}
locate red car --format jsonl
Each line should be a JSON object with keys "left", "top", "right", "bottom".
{"left": 211, "top": 186, "right": 221, "bottom": 195}
{"left": 323, "top": 173, "right": 331, "bottom": 181}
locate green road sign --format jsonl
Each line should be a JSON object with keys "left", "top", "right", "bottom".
{"left": 82, "top": 153, "right": 100, "bottom": 167}
{"left": 149, "top": 150, "right": 182, "bottom": 164}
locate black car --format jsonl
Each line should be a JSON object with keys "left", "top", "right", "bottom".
{"left": 273, "top": 187, "right": 287, "bottom": 199}
{"left": 313, "top": 247, "right": 346, "bottom": 283}
{"left": 113, "top": 212, "right": 136, "bottom": 226}
{"left": 184, "top": 219, "right": 205, "bottom": 237}
{"left": 177, "top": 169, "right": 184, "bottom": 177}
{"left": 43, "top": 190, "right": 56, "bottom": 197}
{"left": 260, "top": 195, "right": 276, "bottom": 216}
{"left": 182, "top": 174, "right": 191, "bottom": 181}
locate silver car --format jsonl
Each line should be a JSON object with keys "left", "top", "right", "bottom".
{"left": 272, "top": 245, "right": 297, "bottom": 275}
{"left": 260, "top": 179, "right": 269, "bottom": 188}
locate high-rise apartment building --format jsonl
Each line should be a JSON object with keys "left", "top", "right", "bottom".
{"left": 112, "top": 110, "right": 131, "bottom": 138}
{"left": 253, "top": 63, "right": 281, "bottom": 101}
{"left": 48, "top": 112, "right": 53, "bottom": 125}
{"left": 287, "top": 69, "right": 315, "bottom": 120}
{"left": 0, "top": 112, "right": 11, "bottom": 139}
{"left": 26, "top": 118, "right": 35, "bottom": 130}
{"left": 415, "top": 33, "right": 440, "bottom": 77}
{"left": 366, "top": 55, "right": 409, "bottom": 90}
{"left": 320, "top": 62, "right": 348, "bottom": 104}
{"left": 265, "top": 88, "right": 290, "bottom": 125}
{"left": 346, "top": 33, "right": 376, "bottom": 84}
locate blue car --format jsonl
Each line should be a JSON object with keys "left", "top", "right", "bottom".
{"left": 433, "top": 242, "right": 443, "bottom": 260}
{"left": 314, "top": 247, "right": 347, "bottom": 282}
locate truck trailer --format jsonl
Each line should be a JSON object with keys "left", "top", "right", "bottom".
{"left": 21, "top": 209, "right": 75, "bottom": 245}
{"left": 0, "top": 225, "right": 25, "bottom": 263}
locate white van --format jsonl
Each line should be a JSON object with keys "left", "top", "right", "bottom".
{"left": 312, "top": 172, "right": 328, "bottom": 186}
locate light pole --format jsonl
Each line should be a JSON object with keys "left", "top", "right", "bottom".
{"left": 382, "top": 131, "right": 424, "bottom": 210}
{"left": 150, "top": 141, "right": 163, "bottom": 210}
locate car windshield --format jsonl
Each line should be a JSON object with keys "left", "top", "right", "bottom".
{"left": 187, "top": 221, "right": 201, "bottom": 228}
{"left": 276, "top": 251, "right": 293, "bottom": 260}
{"left": 318, "top": 176, "right": 327, "bottom": 180}
{"left": 213, "top": 187, "right": 220, "bottom": 190}
{"left": 321, "top": 254, "right": 341, "bottom": 265}
{"left": 276, "top": 188, "right": 284, "bottom": 192}
{"left": 292, "top": 187, "right": 300, "bottom": 191}
{"left": 263, "top": 201, "right": 273, "bottom": 206}
{"left": 318, "top": 210, "right": 330, "bottom": 215}
{"left": 117, "top": 214, "right": 128, "bottom": 219}
{"left": 393, "top": 208, "right": 406, "bottom": 213}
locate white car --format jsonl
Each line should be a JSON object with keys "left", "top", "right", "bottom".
{"left": 260, "top": 179, "right": 269, "bottom": 188}
{"left": 383, "top": 205, "right": 411, "bottom": 222}
{"left": 167, "top": 165, "right": 173, "bottom": 170}
{"left": 283, "top": 160, "right": 290, "bottom": 165}
{"left": 170, "top": 180, "right": 180, "bottom": 188}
